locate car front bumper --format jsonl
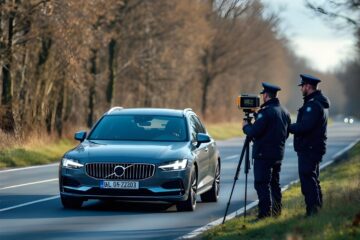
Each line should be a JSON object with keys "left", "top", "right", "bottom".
{"left": 59, "top": 165, "right": 192, "bottom": 202}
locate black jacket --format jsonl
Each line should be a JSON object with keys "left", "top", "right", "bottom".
{"left": 289, "top": 90, "right": 330, "bottom": 155}
{"left": 243, "top": 98, "right": 291, "bottom": 160}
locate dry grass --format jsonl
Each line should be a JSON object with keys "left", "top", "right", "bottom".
{"left": 0, "top": 130, "right": 78, "bottom": 169}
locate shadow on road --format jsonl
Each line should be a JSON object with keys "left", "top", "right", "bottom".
{"left": 0, "top": 226, "right": 199, "bottom": 240}
{"left": 0, "top": 195, "right": 178, "bottom": 219}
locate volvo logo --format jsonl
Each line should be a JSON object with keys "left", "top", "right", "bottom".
{"left": 113, "top": 165, "right": 133, "bottom": 177}
{"left": 103, "top": 165, "right": 134, "bottom": 179}
{"left": 114, "top": 166, "right": 125, "bottom": 177}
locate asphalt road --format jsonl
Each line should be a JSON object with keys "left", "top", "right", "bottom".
{"left": 1, "top": 122, "right": 359, "bottom": 240}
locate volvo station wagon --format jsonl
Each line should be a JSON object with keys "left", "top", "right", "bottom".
{"left": 59, "top": 107, "right": 221, "bottom": 211}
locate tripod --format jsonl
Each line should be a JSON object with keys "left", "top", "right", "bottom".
{"left": 222, "top": 115, "right": 253, "bottom": 224}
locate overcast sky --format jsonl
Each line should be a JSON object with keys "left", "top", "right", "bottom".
{"left": 262, "top": 0, "right": 357, "bottom": 72}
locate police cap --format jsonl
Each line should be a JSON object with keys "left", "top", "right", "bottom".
{"left": 298, "top": 74, "right": 321, "bottom": 86}
{"left": 260, "top": 82, "right": 281, "bottom": 94}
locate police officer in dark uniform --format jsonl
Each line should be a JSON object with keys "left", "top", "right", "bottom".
{"left": 289, "top": 74, "right": 330, "bottom": 216}
{"left": 243, "top": 82, "right": 291, "bottom": 219}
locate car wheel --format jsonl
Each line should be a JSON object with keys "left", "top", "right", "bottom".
{"left": 61, "top": 195, "right": 83, "bottom": 209}
{"left": 200, "top": 163, "right": 220, "bottom": 202}
{"left": 176, "top": 167, "right": 197, "bottom": 212}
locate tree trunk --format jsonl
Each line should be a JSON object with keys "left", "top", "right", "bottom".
{"left": 19, "top": 49, "right": 29, "bottom": 125}
{"left": 200, "top": 50, "right": 213, "bottom": 119}
{"left": 106, "top": 39, "right": 116, "bottom": 106}
{"left": 38, "top": 37, "right": 53, "bottom": 124}
{"left": 55, "top": 94, "right": 63, "bottom": 137}
{"left": 31, "top": 37, "right": 52, "bottom": 126}
{"left": 201, "top": 73, "right": 212, "bottom": 119}
{"left": 0, "top": 10, "right": 15, "bottom": 133}
{"left": 87, "top": 49, "right": 97, "bottom": 128}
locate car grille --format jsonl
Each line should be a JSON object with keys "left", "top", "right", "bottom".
{"left": 85, "top": 163, "right": 155, "bottom": 180}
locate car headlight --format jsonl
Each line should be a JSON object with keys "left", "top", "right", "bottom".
{"left": 62, "top": 158, "right": 84, "bottom": 169}
{"left": 159, "top": 159, "right": 188, "bottom": 171}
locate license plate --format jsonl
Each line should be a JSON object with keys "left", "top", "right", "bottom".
{"left": 100, "top": 181, "right": 139, "bottom": 189}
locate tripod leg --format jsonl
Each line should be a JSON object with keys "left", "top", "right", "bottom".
{"left": 222, "top": 174, "right": 238, "bottom": 224}
{"left": 222, "top": 137, "right": 250, "bottom": 224}
{"left": 244, "top": 172, "right": 248, "bottom": 218}
{"left": 244, "top": 139, "right": 250, "bottom": 218}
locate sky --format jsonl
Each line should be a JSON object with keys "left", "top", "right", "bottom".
{"left": 261, "top": 0, "right": 357, "bottom": 72}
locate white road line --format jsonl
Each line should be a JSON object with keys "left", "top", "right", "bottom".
{"left": 0, "top": 163, "right": 58, "bottom": 173}
{"left": 178, "top": 137, "right": 360, "bottom": 240}
{"left": 0, "top": 178, "right": 58, "bottom": 191}
{"left": 223, "top": 155, "right": 239, "bottom": 161}
{"left": 0, "top": 196, "right": 59, "bottom": 212}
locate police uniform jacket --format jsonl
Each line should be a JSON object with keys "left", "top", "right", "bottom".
{"left": 289, "top": 90, "right": 330, "bottom": 155}
{"left": 243, "top": 98, "right": 291, "bottom": 160}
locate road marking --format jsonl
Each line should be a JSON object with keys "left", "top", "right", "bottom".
{"left": 223, "top": 155, "right": 239, "bottom": 161}
{"left": 0, "top": 196, "right": 59, "bottom": 212}
{"left": 0, "top": 163, "right": 58, "bottom": 173}
{"left": 178, "top": 137, "right": 360, "bottom": 240}
{"left": 0, "top": 178, "right": 58, "bottom": 191}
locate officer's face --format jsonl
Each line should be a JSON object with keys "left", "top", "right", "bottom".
{"left": 300, "top": 84, "right": 308, "bottom": 96}
{"left": 261, "top": 93, "right": 269, "bottom": 103}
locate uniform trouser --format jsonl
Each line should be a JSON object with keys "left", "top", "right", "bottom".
{"left": 316, "top": 163, "right": 323, "bottom": 207}
{"left": 297, "top": 152, "right": 323, "bottom": 213}
{"left": 254, "top": 158, "right": 282, "bottom": 217}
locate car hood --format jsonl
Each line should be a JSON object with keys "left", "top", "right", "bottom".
{"left": 65, "top": 140, "right": 191, "bottom": 164}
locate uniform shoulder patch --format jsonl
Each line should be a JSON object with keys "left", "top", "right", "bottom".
{"left": 306, "top": 106, "right": 312, "bottom": 112}
{"left": 257, "top": 113, "right": 263, "bottom": 119}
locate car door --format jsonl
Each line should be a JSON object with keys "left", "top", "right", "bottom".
{"left": 195, "top": 116, "right": 217, "bottom": 180}
{"left": 189, "top": 115, "right": 211, "bottom": 190}
{"left": 192, "top": 115, "right": 217, "bottom": 182}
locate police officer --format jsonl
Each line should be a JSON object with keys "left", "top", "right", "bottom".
{"left": 289, "top": 74, "right": 330, "bottom": 216}
{"left": 243, "top": 82, "right": 291, "bottom": 219}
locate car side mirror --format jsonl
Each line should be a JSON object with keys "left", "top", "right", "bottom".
{"left": 196, "top": 133, "right": 211, "bottom": 147}
{"left": 74, "top": 131, "right": 87, "bottom": 142}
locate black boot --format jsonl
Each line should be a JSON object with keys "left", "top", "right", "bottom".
{"left": 257, "top": 211, "right": 271, "bottom": 220}
{"left": 272, "top": 201, "right": 282, "bottom": 217}
{"left": 272, "top": 208, "right": 282, "bottom": 217}
{"left": 306, "top": 205, "right": 319, "bottom": 217}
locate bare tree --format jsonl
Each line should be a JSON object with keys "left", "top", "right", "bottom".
{"left": 198, "top": 0, "right": 282, "bottom": 119}
{"left": 0, "top": 0, "right": 302, "bottom": 144}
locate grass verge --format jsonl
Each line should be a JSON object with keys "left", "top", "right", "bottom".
{"left": 206, "top": 122, "right": 243, "bottom": 140}
{"left": 201, "top": 143, "right": 360, "bottom": 240}
{"left": 0, "top": 138, "right": 76, "bottom": 169}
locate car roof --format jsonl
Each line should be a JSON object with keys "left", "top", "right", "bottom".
{"left": 105, "top": 108, "right": 193, "bottom": 117}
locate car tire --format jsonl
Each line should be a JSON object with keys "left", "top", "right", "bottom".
{"left": 176, "top": 167, "right": 197, "bottom": 212}
{"left": 61, "top": 195, "right": 83, "bottom": 209}
{"left": 200, "top": 163, "right": 220, "bottom": 202}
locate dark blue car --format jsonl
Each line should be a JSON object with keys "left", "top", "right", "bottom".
{"left": 59, "top": 108, "right": 221, "bottom": 211}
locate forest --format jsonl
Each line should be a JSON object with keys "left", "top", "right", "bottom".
{"left": 0, "top": 0, "right": 358, "bottom": 144}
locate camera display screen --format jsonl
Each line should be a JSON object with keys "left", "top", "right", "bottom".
{"left": 236, "top": 94, "right": 260, "bottom": 109}
{"left": 243, "top": 98, "right": 255, "bottom": 107}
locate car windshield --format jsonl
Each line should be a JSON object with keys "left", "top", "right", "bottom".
{"left": 88, "top": 115, "right": 188, "bottom": 142}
